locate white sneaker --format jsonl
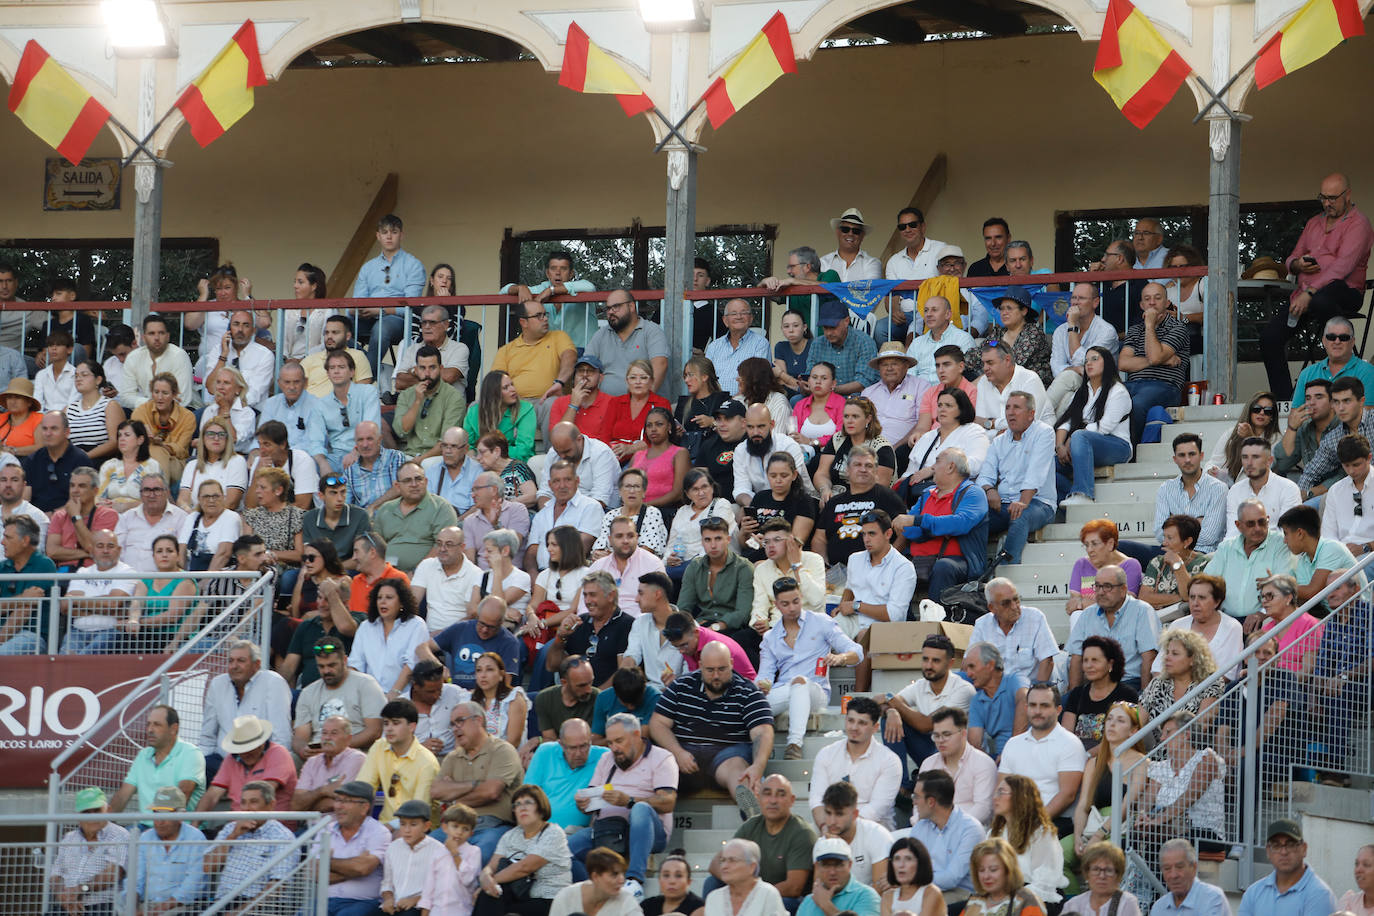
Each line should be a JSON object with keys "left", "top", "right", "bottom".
{"left": 625, "top": 879, "right": 644, "bottom": 899}
{"left": 1059, "top": 494, "right": 1095, "bottom": 507}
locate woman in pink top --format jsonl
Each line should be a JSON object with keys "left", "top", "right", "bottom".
{"left": 791, "top": 360, "right": 846, "bottom": 455}
{"left": 1257, "top": 573, "right": 1324, "bottom": 675}
{"left": 630, "top": 406, "right": 688, "bottom": 510}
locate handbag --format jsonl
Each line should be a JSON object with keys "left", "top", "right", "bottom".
{"left": 495, "top": 856, "right": 536, "bottom": 901}
{"left": 935, "top": 535, "right": 1005, "bottom": 624}
{"left": 590, "top": 815, "right": 630, "bottom": 857}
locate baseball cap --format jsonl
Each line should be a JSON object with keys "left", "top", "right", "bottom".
{"left": 149, "top": 786, "right": 187, "bottom": 812}
{"left": 936, "top": 245, "right": 965, "bottom": 262}
{"left": 1266, "top": 817, "right": 1303, "bottom": 843}
{"left": 819, "top": 300, "right": 848, "bottom": 328}
{"left": 813, "top": 837, "right": 854, "bottom": 862}
{"left": 74, "top": 787, "right": 107, "bottom": 813}
{"left": 575, "top": 354, "right": 604, "bottom": 372}
{"left": 713, "top": 400, "right": 746, "bottom": 419}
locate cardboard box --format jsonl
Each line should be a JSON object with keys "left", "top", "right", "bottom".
{"left": 867, "top": 621, "right": 974, "bottom": 669}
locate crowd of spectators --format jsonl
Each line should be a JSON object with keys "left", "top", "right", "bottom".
{"left": 16, "top": 181, "right": 1374, "bottom": 915}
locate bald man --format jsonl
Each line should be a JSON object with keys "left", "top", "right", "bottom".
{"left": 1131, "top": 217, "right": 1167, "bottom": 270}
{"left": 341, "top": 420, "right": 408, "bottom": 510}
{"left": 535, "top": 421, "right": 621, "bottom": 509}
{"left": 1119, "top": 281, "right": 1191, "bottom": 446}
{"left": 706, "top": 773, "right": 817, "bottom": 904}
{"left": 258, "top": 362, "right": 330, "bottom": 472}
{"left": 732, "top": 404, "right": 815, "bottom": 505}
{"left": 1262, "top": 172, "right": 1374, "bottom": 399}
{"left": 705, "top": 299, "right": 771, "bottom": 396}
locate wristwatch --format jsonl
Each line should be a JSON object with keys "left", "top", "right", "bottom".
{"left": 1066, "top": 326, "right": 1080, "bottom": 333}
{"left": 80, "top": 884, "right": 91, "bottom": 894}
{"left": 1171, "top": 561, "right": 1183, "bottom": 571}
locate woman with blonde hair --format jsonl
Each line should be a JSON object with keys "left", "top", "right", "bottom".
{"left": 1138, "top": 628, "right": 1225, "bottom": 732}
{"left": 1067, "top": 702, "right": 1147, "bottom": 894}
{"left": 965, "top": 837, "right": 1046, "bottom": 916}
{"left": 813, "top": 396, "right": 897, "bottom": 500}
{"left": 130, "top": 371, "right": 195, "bottom": 480}
{"left": 179, "top": 415, "right": 248, "bottom": 511}
{"left": 199, "top": 364, "right": 255, "bottom": 453}
{"left": 988, "top": 774, "right": 1066, "bottom": 906}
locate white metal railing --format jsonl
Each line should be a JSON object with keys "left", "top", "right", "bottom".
{"left": 1111, "top": 553, "right": 1374, "bottom": 905}
{"left": 0, "top": 810, "right": 329, "bottom": 915}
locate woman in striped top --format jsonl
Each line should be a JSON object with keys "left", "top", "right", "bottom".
{"left": 65, "top": 359, "right": 123, "bottom": 462}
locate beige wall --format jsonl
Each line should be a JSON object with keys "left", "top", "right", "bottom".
{"left": 0, "top": 30, "right": 1369, "bottom": 301}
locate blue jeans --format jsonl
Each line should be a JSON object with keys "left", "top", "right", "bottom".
{"left": 327, "top": 898, "right": 380, "bottom": 916}
{"left": 985, "top": 500, "right": 1055, "bottom": 563}
{"left": 872, "top": 314, "right": 911, "bottom": 345}
{"left": 60, "top": 628, "right": 120, "bottom": 655}
{"left": 469, "top": 821, "right": 512, "bottom": 864}
{"left": 0, "top": 631, "right": 44, "bottom": 655}
{"left": 885, "top": 722, "right": 937, "bottom": 790}
{"left": 1056, "top": 430, "right": 1132, "bottom": 499}
{"left": 365, "top": 314, "right": 407, "bottom": 377}
{"left": 927, "top": 557, "right": 968, "bottom": 601}
{"left": 569, "top": 805, "right": 668, "bottom": 882}
{"left": 1124, "top": 379, "right": 1182, "bottom": 447}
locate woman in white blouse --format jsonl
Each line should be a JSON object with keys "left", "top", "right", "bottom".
{"left": 178, "top": 415, "right": 249, "bottom": 511}
{"left": 1054, "top": 346, "right": 1133, "bottom": 507}
{"left": 665, "top": 468, "right": 737, "bottom": 581}
{"left": 989, "top": 774, "right": 1067, "bottom": 906}
{"left": 350, "top": 578, "right": 433, "bottom": 698}
{"left": 900, "top": 388, "right": 988, "bottom": 499}
{"left": 590, "top": 469, "right": 668, "bottom": 559}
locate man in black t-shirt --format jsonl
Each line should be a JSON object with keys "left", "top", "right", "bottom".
{"left": 966, "top": 218, "right": 1011, "bottom": 278}
{"left": 811, "top": 447, "right": 906, "bottom": 569}
{"left": 548, "top": 570, "right": 633, "bottom": 687}
{"left": 1090, "top": 239, "right": 1143, "bottom": 335}
{"left": 699, "top": 401, "right": 747, "bottom": 499}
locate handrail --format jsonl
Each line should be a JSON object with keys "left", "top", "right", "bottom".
{"left": 1109, "top": 551, "right": 1374, "bottom": 847}
{"left": 201, "top": 815, "right": 332, "bottom": 916}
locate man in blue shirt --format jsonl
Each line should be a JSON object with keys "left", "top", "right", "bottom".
{"left": 797, "top": 837, "right": 881, "bottom": 916}
{"left": 1151, "top": 839, "right": 1232, "bottom": 915}
{"left": 24, "top": 411, "right": 93, "bottom": 512}
{"left": 908, "top": 770, "right": 984, "bottom": 902}
{"left": 704, "top": 299, "right": 771, "bottom": 396}
{"left": 963, "top": 642, "right": 1027, "bottom": 759}
{"left": 0, "top": 515, "right": 59, "bottom": 653}
{"left": 523, "top": 718, "right": 607, "bottom": 829}
{"left": 1066, "top": 565, "right": 1161, "bottom": 691}
{"left": 1237, "top": 819, "right": 1336, "bottom": 916}
{"left": 976, "top": 392, "right": 1057, "bottom": 563}
{"left": 351, "top": 214, "right": 426, "bottom": 376}
{"left": 427, "top": 597, "right": 523, "bottom": 690}
{"left": 136, "top": 786, "right": 205, "bottom": 910}
{"left": 257, "top": 362, "right": 330, "bottom": 474}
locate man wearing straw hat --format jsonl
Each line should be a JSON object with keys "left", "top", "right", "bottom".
{"left": 197, "top": 714, "right": 297, "bottom": 813}
{"left": 863, "top": 343, "right": 924, "bottom": 469}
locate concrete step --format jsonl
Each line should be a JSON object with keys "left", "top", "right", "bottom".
{"left": 1111, "top": 462, "right": 1184, "bottom": 482}
{"left": 1174, "top": 403, "right": 1289, "bottom": 423}
{"left": 1063, "top": 501, "right": 1153, "bottom": 525}
{"left": 999, "top": 562, "right": 1077, "bottom": 600}
{"left": 1041, "top": 515, "right": 1156, "bottom": 539}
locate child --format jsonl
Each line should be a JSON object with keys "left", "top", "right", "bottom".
{"left": 382, "top": 800, "right": 448, "bottom": 916}
{"left": 422, "top": 802, "right": 481, "bottom": 916}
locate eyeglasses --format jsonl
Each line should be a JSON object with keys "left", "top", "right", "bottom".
{"left": 451, "top": 714, "right": 481, "bottom": 727}
{"left": 1087, "top": 865, "right": 1119, "bottom": 877}
{"left": 204, "top": 430, "right": 228, "bottom": 439}
{"left": 838, "top": 226, "right": 864, "bottom": 235}
{"left": 1318, "top": 191, "right": 1348, "bottom": 202}
{"left": 897, "top": 221, "right": 921, "bottom": 231}
{"left": 1251, "top": 405, "right": 1277, "bottom": 416}
{"left": 388, "top": 772, "right": 401, "bottom": 798}
{"left": 1267, "top": 839, "right": 1303, "bottom": 850}
{"left": 1325, "top": 333, "right": 1353, "bottom": 342}
{"left": 419, "top": 319, "right": 445, "bottom": 327}
{"left": 140, "top": 486, "right": 165, "bottom": 494}
{"left": 217, "top": 264, "right": 237, "bottom": 277}
{"left": 1092, "top": 582, "right": 1125, "bottom": 591}
{"left": 1258, "top": 591, "right": 1280, "bottom": 603}
{"left": 399, "top": 476, "right": 426, "bottom": 485}
{"left": 522, "top": 311, "right": 548, "bottom": 320}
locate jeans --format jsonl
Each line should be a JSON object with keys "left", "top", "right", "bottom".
{"left": 884, "top": 722, "right": 937, "bottom": 790}
{"left": 1124, "top": 379, "right": 1182, "bottom": 448}
{"left": 1260, "top": 279, "right": 1364, "bottom": 399}
{"left": 0, "top": 630, "right": 44, "bottom": 655}
{"left": 569, "top": 805, "right": 668, "bottom": 882}
{"left": 366, "top": 315, "right": 408, "bottom": 378}
{"left": 985, "top": 500, "right": 1055, "bottom": 563}
{"left": 1056, "top": 430, "right": 1132, "bottom": 499}
{"left": 327, "top": 898, "right": 380, "bottom": 916}
{"left": 469, "top": 820, "right": 513, "bottom": 864}
{"left": 872, "top": 314, "right": 912, "bottom": 345}
{"left": 765, "top": 681, "right": 827, "bottom": 746}
{"left": 60, "top": 628, "right": 120, "bottom": 655}
{"left": 928, "top": 557, "right": 968, "bottom": 600}
{"left": 1117, "top": 540, "right": 1164, "bottom": 570}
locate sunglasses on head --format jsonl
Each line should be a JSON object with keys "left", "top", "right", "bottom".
{"left": 322, "top": 475, "right": 344, "bottom": 488}
{"left": 312, "top": 641, "right": 342, "bottom": 656}
{"left": 1326, "top": 333, "right": 1353, "bottom": 342}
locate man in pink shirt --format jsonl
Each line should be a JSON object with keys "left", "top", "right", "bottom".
{"left": 196, "top": 714, "right": 298, "bottom": 813}
{"left": 581, "top": 516, "right": 665, "bottom": 618}
{"left": 1263, "top": 172, "right": 1374, "bottom": 399}
{"left": 663, "top": 610, "right": 757, "bottom": 680}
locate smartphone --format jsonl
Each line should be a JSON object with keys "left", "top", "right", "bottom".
{"left": 743, "top": 506, "right": 758, "bottom": 520}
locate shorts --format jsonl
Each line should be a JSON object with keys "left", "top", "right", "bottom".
{"left": 682, "top": 742, "right": 753, "bottom": 772}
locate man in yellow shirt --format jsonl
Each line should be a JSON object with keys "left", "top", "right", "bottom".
{"left": 492, "top": 299, "right": 578, "bottom": 432}
{"left": 355, "top": 697, "right": 440, "bottom": 823}
{"left": 302, "top": 314, "right": 374, "bottom": 397}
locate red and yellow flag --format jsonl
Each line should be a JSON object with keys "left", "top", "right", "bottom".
{"left": 1092, "top": 0, "right": 1192, "bottom": 129}
{"left": 1255, "top": 0, "right": 1364, "bottom": 89}
{"left": 175, "top": 20, "right": 268, "bottom": 147}
{"left": 702, "top": 11, "right": 796, "bottom": 130}
{"left": 559, "top": 22, "right": 654, "bottom": 117}
{"left": 7, "top": 41, "right": 111, "bottom": 164}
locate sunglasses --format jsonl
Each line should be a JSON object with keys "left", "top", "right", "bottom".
{"left": 302, "top": 552, "right": 320, "bottom": 562}
{"left": 1356, "top": 492, "right": 1364, "bottom": 518}
{"left": 339, "top": 405, "right": 350, "bottom": 429}
{"left": 896, "top": 221, "right": 922, "bottom": 231}
{"left": 838, "top": 226, "right": 864, "bottom": 235}
{"left": 388, "top": 772, "right": 401, "bottom": 798}
{"left": 312, "top": 641, "right": 342, "bottom": 655}
{"left": 383, "top": 265, "right": 391, "bottom": 284}
{"left": 1251, "top": 405, "right": 1277, "bottom": 416}
{"left": 322, "top": 475, "right": 344, "bottom": 488}
{"left": 1325, "top": 333, "right": 1353, "bottom": 342}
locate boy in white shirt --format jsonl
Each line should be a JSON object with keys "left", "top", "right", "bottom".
{"left": 381, "top": 800, "right": 449, "bottom": 915}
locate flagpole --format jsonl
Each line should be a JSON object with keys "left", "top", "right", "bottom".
{"left": 117, "top": 106, "right": 178, "bottom": 168}
{"left": 1191, "top": 48, "right": 1262, "bottom": 123}
{"left": 652, "top": 99, "right": 702, "bottom": 154}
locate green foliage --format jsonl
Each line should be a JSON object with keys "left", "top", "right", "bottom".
{"left": 0, "top": 242, "right": 216, "bottom": 302}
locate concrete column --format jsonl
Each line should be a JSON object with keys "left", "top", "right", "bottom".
{"left": 663, "top": 146, "right": 697, "bottom": 400}
{"left": 1204, "top": 115, "right": 1241, "bottom": 399}
{"left": 130, "top": 58, "right": 161, "bottom": 327}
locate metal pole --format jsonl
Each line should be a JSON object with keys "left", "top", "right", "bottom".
{"left": 46, "top": 585, "right": 60, "bottom": 654}
{"left": 315, "top": 822, "right": 333, "bottom": 914}
{"left": 1204, "top": 114, "right": 1242, "bottom": 400}
{"left": 123, "top": 824, "right": 141, "bottom": 913}
{"left": 1241, "top": 653, "right": 1259, "bottom": 888}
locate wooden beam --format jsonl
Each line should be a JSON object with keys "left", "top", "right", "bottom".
{"left": 879, "top": 152, "right": 948, "bottom": 263}
{"left": 847, "top": 9, "right": 927, "bottom": 43}
{"left": 337, "top": 28, "right": 424, "bottom": 65}
{"left": 412, "top": 23, "right": 524, "bottom": 62}
{"left": 329, "top": 173, "right": 399, "bottom": 299}
{"left": 918, "top": 0, "right": 1027, "bottom": 36}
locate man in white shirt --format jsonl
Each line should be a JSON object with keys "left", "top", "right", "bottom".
{"left": 820, "top": 208, "right": 883, "bottom": 336}
{"left": 974, "top": 339, "right": 1052, "bottom": 439}
{"left": 815, "top": 780, "right": 892, "bottom": 890}
{"left": 622, "top": 577, "right": 684, "bottom": 688}
{"left": 881, "top": 632, "right": 976, "bottom": 789}
{"left": 60, "top": 529, "right": 136, "bottom": 655}
{"left": 112, "top": 472, "right": 186, "bottom": 572}
{"left": 392, "top": 305, "right": 470, "bottom": 395}
{"left": 731, "top": 404, "right": 815, "bottom": 504}
{"left": 1045, "top": 283, "right": 1123, "bottom": 419}
{"left": 537, "top": 421, "right": 620, "bottom": 509}
{"left": 1225, "top": 437, "right": 1301, "bottom": 529}
{"left": 203, "top": 309, "right": 274, "bottom": 409}
{"left": 879, "top": 207, "right": 946, "bottom": 343}
{"left": 198, "top": 639, "right": 293, "bottom": 778}
{"left": 0, "top": 463, "right": 50, "bottom": 548}
{"left": 526, "top": 459, "right": 604, "bottom": 573}
{"left": 838, "top": 510, "right": 917, "bottom": 645}
{"left": 118, "top": 314, "right": 194, "bottom": 410}
{"left": 998, "top": 683, "right": 1087, "bottom": 835}
{"left": 1320, "top": 433, "right": 1374, "bottom": 555}
{"left": 808, "top": 696, "right": 901, "bottom": 830}
{"left": 970, "top": 579, "right": 1058, "bottom": 683}
{"left": 916, "top": 707, "right": 999, "bottom": 826}
{"left": 904, "top": 296, "right": 975, "bottom": 385}
{"left": 411, "top": 527, "right": 483, "bottom": 633}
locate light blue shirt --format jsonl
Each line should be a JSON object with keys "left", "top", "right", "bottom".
{"left": 905, "top": 325, "right": 976, "bottom": 382}
{"left": 969, "top": 606, "right": 1058, "bottom": 684}
{"left": 968, "top": 670, "right": 1027, "bottom": 757}
{"left": 976, "top": 420, "right": 1057, "bottom": 509}
{"left": 1296, "top": 538, "right": 1362, "bottom": 612}
{"left": 324, "top": 384, "right": 383, "bottom": 461}
{"left": 909, "top": 808, "right": 985, "bottom": 893}
{"left": 1066, "top": 596, "right": 1162, "bottom": 684}
{"left": 704, "top": 330, "right": 771, "bottom": 395}
{"left": 137, "top": 822, "right": 205, "bottom": 904}
{"left": 798, "top": 879, "right": 881, "bottom": 916}
{"left": 1206, "top": 531, "right": 1295, "bottom": 620}
{"left": 1237, "top": 863, "right": 1336, "bottom": 916}
{"left": 1291, "top": 355, "right": 1374, "bottom": 408}
{"left": 1134, "top": 246, "right": 1167, "bottom": 270}
{"left": 352, "top": 249, "right": 425, "bottom": 299}
{"left": 258, "top": 391, "right": 327, "bottom": 457}
{"left": 502, "top": 279, "right": 600, "bottom": 346}
{"left": 1050, "top": 315, "right": 1121, "bottom": 376}
{"left": 523, "top": 741, "right": 609, "bottom": 828}
{"left": 758, "top": 612, "right": 862, "bottom": 700}
{"left": 1150, "top": 878, "right": 1232, "bottom": 915}
{"left": 1154, "top": 474, "right": 1230, "bottom": 552}
{"left": 427, "top": 456, "right": 482, "bottom": 514}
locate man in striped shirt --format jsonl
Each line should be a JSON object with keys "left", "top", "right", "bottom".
{"left": 649, "top": 640, "right": 775, "bottom": 819}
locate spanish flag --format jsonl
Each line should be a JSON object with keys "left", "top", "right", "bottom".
{"left": 702, "top": 11, "right": 797, "bottom": 130}
{"left": 559, "top": 23, "right": 655, "bottom": 117}
{"left": 7, "top": 41, "right": 111, "bottom": 165}
{"left": 1255, "top": 0, "right": 1364, "bottom": 90}
{"left": 174, "top": 20, "right": 268, "bottom": 147}
{"left": 1092, "top": 0, "right": 1192, "bottom": 129}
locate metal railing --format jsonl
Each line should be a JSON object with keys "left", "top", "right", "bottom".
{"left": 1111, "top": 554, "right": 1374, "bottom": 905}
{"left": 0, "top": 810, "right": 329, "bottom": 916}
{"left": 45, "top": 571, "right": 273, "bottom": 817}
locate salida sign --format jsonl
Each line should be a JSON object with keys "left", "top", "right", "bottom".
{"left": 0, "top": 655, "right": 193, "bottom": 788}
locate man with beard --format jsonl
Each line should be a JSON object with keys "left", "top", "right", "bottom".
{"left": 811, "top": 447, "right": 905, "bottom": 571}
{"left": 584, "top": 288, "right": 670, "bottom": 396}
{"left": 301, "top": 313, "right": 374, "bottom": 397}
{"left": 292, "top": 638, "right": 386, "bottom": 757}
{"left": 732, "top": 404, "right": 814, "bottom": 505}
